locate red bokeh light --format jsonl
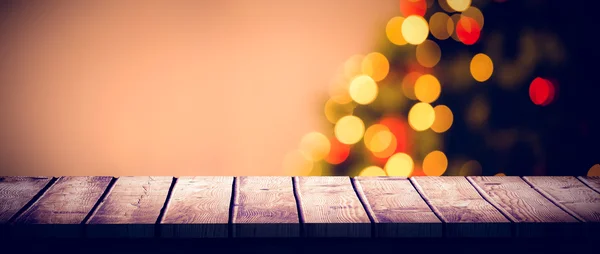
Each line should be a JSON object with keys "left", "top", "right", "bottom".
{"left": 399, "top": 0, "right": 427, "bottom": 17}
{"left": 456, "top": 17, "right": 481, "bottom": 45}
{"left": 325, "top": 137, "right": 350, "bottom": 165}
{"left": 380, "top": 116, "right": 410, "bottom": 153}
{"left": 529, "top": 77, "right": 555, "bottom": 106}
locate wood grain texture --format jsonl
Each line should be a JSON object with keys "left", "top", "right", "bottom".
{"left": 353, "top": 177, "right": 441, "bottom": 237}
{"left": 468, "top": 176, "right": 580, "bottom": 237}
{"left": 0, "top": 177, "right": 52, "bottom": 223}
{"left": 294, "top": 176, "right": 371, "bottom": 237}
{"left": 411, "top": 176, "right": 511, "bottom": 237}
{"left": 578, "top": 176, "right": 600, "bottom": 193}
{"left": 160, "top": 176, "right": 232, "bottom": 238}
{"left": 232, "top": 176, "right": 299, "bottom": 237}
{"left": 523, "top": 176, "right": 600, "bottom": 222}
{"left": 86, "top": 176, "right": 172, "bottom": 238}
{"left": 11, "top": 176, "right": 111, "bottom": 237}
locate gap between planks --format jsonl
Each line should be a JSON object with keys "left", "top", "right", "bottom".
{"left": 6, "top": 177, "right": 58, "bottom": 224}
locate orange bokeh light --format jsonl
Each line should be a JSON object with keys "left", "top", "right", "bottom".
{"left": 456, "top": 16, "right": 481, "bottom": 45}
{"left": 325, "top": 137, "right": 351, "bottom": 165}
{"left": 529, "top": 77, "right": 556, "bottom": 106}
{"left": 399, "top": 0, "right": 427, "bottom": 17}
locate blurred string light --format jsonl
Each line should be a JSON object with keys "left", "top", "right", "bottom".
{"left": 287, "top": 0, "right": 564, "bottom": 177}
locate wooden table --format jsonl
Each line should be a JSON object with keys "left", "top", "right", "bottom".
{"left": 1, "top": 176, "right": 599, "bottom": 239}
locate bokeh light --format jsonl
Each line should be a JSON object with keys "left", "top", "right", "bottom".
{"left": 386, "top": 17, "right": 408, "bottom": 46}
{"left": 362, "top": 52, "right": 390, "bottom": 82}
{"left": 447, "top": 0, "right": 471, "bottom": 12}
{"left": 325, "top": 137, "right": 351, "bottom": 165}
{"left": 431, "top": 105, "right": 453, "bottom": 133}
{"left": 429, "top": 12, "right": 454, "bottom": 40}
{"left": 380, "top": 116, "right": 410, "bottom": 153}
{"left": 299, "top": 132, "right": 331, "bottom": 161}
{"left": 372, "top": 134, "right": 398, "bottom": 159}
{"left": 364, "top": 124, "right": 393, "bottom": 153}
{"left": 399, "top": 0, "right": 427, "bottom": 17}
{"left": 334, "top": 115, "right": 365, "bottom": 145}
{"left": 495, "top": 173, "right": 506, "bottom": 176}
{"left": 401, "top": 71, "right": 422, "bottom": 100}
{"left": 414, "top": 74, "right": 441, "bottom": 103}
{"left": 408, "top": 102, "right": 435, "bottom": 131}
{"left": 456, "top": 16, "right": 480, "bottom": 45}
{"left": 588, "top": 164, "right": 600, "bottom": 176}
{"left": 349, "top": 75, "right": 378, "bottom": 105}
{"left": 466, "top": 95, "right": 489, "bottom": 130}
{"left": 359, "top": 166, "right": 387, "bottom": 176}
{"left": 344, "top": 54, "right": 365, "bottom": 79}
{"left": 401, "top": 15, "right": 430, "bottom": 45}
{"left": 470, "top": 53, "right": 494, "bottom": 82}
{"left": 459, "top": 160, "right": 482, "bottom": 175}
{"left": 385, "top": 153, "right": 414, "bottom": 176}
{"left": 529, "top": 77, "right": 556, "bottom": 106}
{"left": 283, "top": 150, "right": 313, "bottom": 176}
{"left": 423, "top": 150, "right": 448, "bottom": 176}
{"left": 416, "top": 40, "right": 441, "bottom": 68}
{"left": 461, "top": 6, "right": 484, "bottom": 28}
{"left": 438, "top": 0, "right": 454, "bottom": 13}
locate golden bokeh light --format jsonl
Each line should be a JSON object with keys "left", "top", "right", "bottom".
{"left": 328, "top": 74, "right": 353, "bottom": 104}
{"left": 414, "top": 74, "right": 441, "bottom": 103}
{"left": 344, "top": 54, "right": 365, "bottom": 79}
{"left": 447, "top": 0, "right": 471, "bottom": 12}
{"left": 495, "top": 172, "right": 506, "bottom": 176}
{"left": 588, "top": 164, "right": 600, "bottom": 176}
{"left": 283, "top": 150, "right": 313, "bottom": 176}
{"left": 324, "top": 98, "right": 356, "bottom": 124}
{"left": 466, "top": 95, "right": 489, "bottom": 130}
{"left": 416, "top": 40, "right": 441, "bottom": 68}
{"left": 386, "top": 16, "right": 408, "bottom": 46}
{"left": 459, "top": 160, "right": 482, "bottom": 176}
{"left": 402, "top": 72, "right": 421, "bottom": 100}
{"left": 299, "top": 132, "right": 331, "bottom": 161}
{"left": 401, "top": 15, "right": 429, "bottom": 45}
{"left": 423, "top": 150, "right": 448, "bottom": 176}
{"left": 470, "top": 53, "right": 494, "bottom": 82}
{"left": 385, "top": 153, "right": 414, "bottom": 176}
{"left": 359, "top": 166, "right": 387, "bottom": 176}
{"left": 349, "top": 75, "right": 378, "bottom": 105}
{"left": 372, "top": 134, "right": 397, "bottom": 158}
{"left": 334, "top": 115, "right": 365, "bottom": 145}
{"left": 431, "top": 105, "right": 453, "bottom": 133}
{"left": 450, "top": 13, "right": 461, "bottom": 41}
{"left": 429, "top": 12, "right": 454, "bottom": 40}
{"left": 408, "top": 102, "right": 435, "bottom": 131}
{"left": 364, "top": 124, "right": 393, "bottom": 153}
{"left": 362, "top": 52, "right": 390, "bottom": 82}
{"left": 462, "top": 6, "right": 484, "bottom": 28}
{"left": 438, "top": 0, "right": 454, "bottom": 13}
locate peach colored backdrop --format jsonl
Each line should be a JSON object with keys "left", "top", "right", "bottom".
{"left": 0, "top": 0, "right": 397, "bottom": 176}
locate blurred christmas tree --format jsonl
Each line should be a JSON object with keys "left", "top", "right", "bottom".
{"left": 284, "top": 0, "right": 599, "bottom": 177}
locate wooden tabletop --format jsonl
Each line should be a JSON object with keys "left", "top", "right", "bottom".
{"left": 1, "top": 176, "right": 598, "bottom": 238}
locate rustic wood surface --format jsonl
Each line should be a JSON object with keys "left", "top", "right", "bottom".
{"left": 160, "top": 176, "right": 232, "bottom": 238}
{"left": 0, "top": 176, "right": 598, "bottom": 239}
{"left": 411, "top": 176, "right": 511, "bottom": 237}
{"left": 294, "top": 176, "right": 371, "bottom": 237}
{"left": 86, "top": 176, "right": 172, "bottom": 238}
{"left": 0, "top": 177, "right": 53, "bottom": 223}
{"left": 468, "top": 176, "right": 580, "bottom": 237}
{"left": 523, "top": 176, "right": 600, "bottom": 222}
{"left": 11, "top": 176, "right": 112, "bottom": 237}
{"left": 354, "top": 176, "right": 442, "bottom": 237}
{"left": 578, "top": 176, "right": 600, "bottom": 193}
{"left": 232, "top": 176, "right": 300, "bottom": 237}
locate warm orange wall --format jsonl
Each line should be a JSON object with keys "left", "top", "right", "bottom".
{"left": 0, "top": 0, "right": 397, "bottom": 176}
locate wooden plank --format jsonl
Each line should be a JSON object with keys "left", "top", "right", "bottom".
{"left": 232, "top": 176, "right": 299, "bottom": 237}
{"left": 294, "top": 176, "right": 371, "bottom": 237}
{"left": 11, "top": 176, "right": 111, "bottom": 237}
{"left": 411, "top": 176, "right": 511, "bottom": 237}
{"left": 523, "top": 176, "right": 600, "bottom": 222}
{"left": 354, "top": 177, "right": 442, "bottom": 237}
{"left": 86, "top": 176, "right": 173, "bottom": 238}
{"left": 160, "top": 176, "right": 232, "bottom": 238}
{"left": 0, "top": 177, "right": 53, "bottom": 223}
{"left": 468, "top": 176, "right": 580, "bottom": 237}
{"left": 578, "top": 176, "right": 600, "bottom": 193}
